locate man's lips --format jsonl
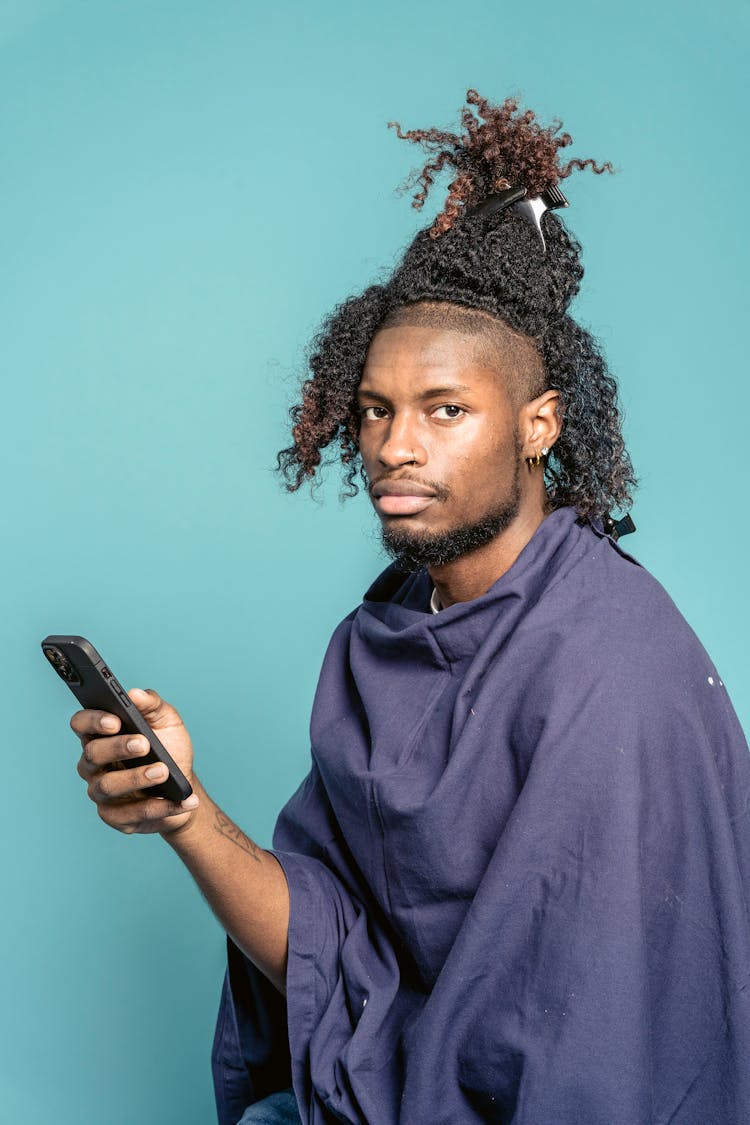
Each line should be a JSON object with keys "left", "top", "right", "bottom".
{"left": 370, "top": 479, "right": 439, "bottom": 517}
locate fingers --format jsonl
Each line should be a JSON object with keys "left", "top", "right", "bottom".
{"left": 70, "top": 689, "right": 184, "bottom": 779}
{"left": 76, "top": 733, "right": 150, "bottom": 779}
{"left": 70, "top": 708, "right": 122, "bottom": 738}
{"left": 87, "top": 758, "right": 170, "bottom": 803}
{"left": 97, "top": 792, "right": 194, "bottom": 835}
{"left": 69, "top": 686, "right": 179, "bottom": 740}
{"left": 69, "top": 688, "right": 196, "bottom": 837}
{"left": 126, "top": 688, "right": 182, "bottom": 731}
{"left": 85, "top": 757, "right": 199, "bottom": 835}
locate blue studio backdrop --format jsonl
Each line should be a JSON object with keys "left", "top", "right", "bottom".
{"left": 1, "top": 1, "right": 747, "bottom": 1121}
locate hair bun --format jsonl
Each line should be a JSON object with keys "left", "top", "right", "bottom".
{"left": 389, "top": 89, "right": 614, "bottom": 239}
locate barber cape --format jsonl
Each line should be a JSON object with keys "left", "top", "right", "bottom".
{"left": 212, "top": 507, "right": 750, "bottom": 1125}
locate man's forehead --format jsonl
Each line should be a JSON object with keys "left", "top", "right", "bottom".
{"left": 361, "top": 300, "right": 544, "bottom": 397}
{"left": 363, "top": 323, "right": 496, "bottom": 369}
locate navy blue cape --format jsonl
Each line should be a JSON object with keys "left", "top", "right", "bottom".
{"left": 212, "top": 507, "right": 750, "bottom": 1124}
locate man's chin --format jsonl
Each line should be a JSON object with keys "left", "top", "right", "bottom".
{"left": 380, "top": 504, "right": 520, "bottom": 572}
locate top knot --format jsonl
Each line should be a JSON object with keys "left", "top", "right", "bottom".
{"left": 388, "top": 90, "right": 614, "bottom": 238}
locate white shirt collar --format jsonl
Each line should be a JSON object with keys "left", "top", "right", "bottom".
{"left": 430, "top": 587, "right": 442, "bottom": 614}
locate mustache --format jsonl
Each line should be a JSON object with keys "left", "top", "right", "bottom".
{"left": 367, "top": 472, "right": 450, "bottom": 503}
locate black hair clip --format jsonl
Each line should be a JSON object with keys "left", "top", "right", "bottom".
{"left": 602, "top": 512, "right": 636, "bottom": 542}
{"left": 471, "top": 183, "right": 569, "bottom": 252}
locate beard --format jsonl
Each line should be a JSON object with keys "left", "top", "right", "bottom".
{"left": 379, "top": 463, "right": 522, "bottom": 572}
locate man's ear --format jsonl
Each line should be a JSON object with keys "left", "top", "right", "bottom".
{"left": 518, "top": 389, "right": 563, "bottom": 458}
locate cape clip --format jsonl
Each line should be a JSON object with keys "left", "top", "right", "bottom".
{"left": 602, "top": 512, "right": 636, "bottom": 542}
{"left": 471, "top": 183, "right": 569, "bottom": 252}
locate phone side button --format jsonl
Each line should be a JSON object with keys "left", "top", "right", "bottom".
{"left": 111, "top": 679, "right": 130, "bottom": 706}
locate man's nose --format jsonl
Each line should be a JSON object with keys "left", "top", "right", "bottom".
{"left": 377, "top": 414, "right": 427, "bottom": 468}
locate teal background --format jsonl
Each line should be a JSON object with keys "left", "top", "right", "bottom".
{"left": 2, "top": 1, "right": 747, "bottom": 1120}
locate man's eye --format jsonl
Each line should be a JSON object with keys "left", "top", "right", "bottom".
{"left": 433, "top": 404, "right": 465, "bottom": 420}
{"left": 360, "top": 406, "right": 389, "bottom": 420}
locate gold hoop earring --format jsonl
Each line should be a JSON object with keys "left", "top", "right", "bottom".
{"left": 526, "top": 446, "right": 549, "bottom": 468}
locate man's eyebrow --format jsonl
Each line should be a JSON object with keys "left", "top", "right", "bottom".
{"left": 419, "top": 383, "right": 473, "bottom": 397}
{"left": 357, "top": 383, "right": 474, "bottom": 401}
{"left": 356, "top": 387, "right": 391, "bottom": 404}
{"left": 359, "top": 387, "right": 391, "bottom": 400}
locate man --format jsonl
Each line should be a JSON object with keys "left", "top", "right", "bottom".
{"left": 71, "top": 93, "right": 750, "bottom": 1124}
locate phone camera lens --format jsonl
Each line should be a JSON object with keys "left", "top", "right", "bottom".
{"left": 44, "top": 647, "right": 81, "bottom": 685}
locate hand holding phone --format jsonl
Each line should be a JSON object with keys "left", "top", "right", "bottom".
{"left": 43, "top": 635, "right": 199, "bottom": 835}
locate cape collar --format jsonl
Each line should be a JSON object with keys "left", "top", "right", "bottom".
{"left": 360, "top": 507, "right": 593, "bottom": 666}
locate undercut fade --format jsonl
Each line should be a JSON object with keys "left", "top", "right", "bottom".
{"left": 277, "top": 90, "right": 636, "bottom": 522}
{"left": 378, "top": 302, "right": 547, "bottom": 405}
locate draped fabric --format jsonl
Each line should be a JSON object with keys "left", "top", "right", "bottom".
{"left": 213, "top": 508, "right": 750, "bottom": 1124}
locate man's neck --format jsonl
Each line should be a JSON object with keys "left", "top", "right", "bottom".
{"left": 428, "top": 503, "right": 550, "bottom": 608}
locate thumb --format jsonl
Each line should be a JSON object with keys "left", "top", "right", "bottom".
{"left": 127, "top": 687, "right": 183, "bottom": 730}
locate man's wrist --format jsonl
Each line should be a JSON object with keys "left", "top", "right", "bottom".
{"left": 161, "top": 773, "right": 212, "bottom": 848}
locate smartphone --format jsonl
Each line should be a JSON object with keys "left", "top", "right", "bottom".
{"left": 41, "top": 634, "right": 192, "bottom": 804}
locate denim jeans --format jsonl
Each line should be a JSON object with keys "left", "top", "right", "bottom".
{"left": 236, "top": 1088, "right": 301, "bottom": 1124}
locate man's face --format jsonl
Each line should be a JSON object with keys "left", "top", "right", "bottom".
{"left": 357, "top": 325, "right": 526, "bottom": 569}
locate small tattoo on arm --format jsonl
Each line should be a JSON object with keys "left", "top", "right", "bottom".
{"left": 213, "top": 810, "right": 262, "bottom": 862}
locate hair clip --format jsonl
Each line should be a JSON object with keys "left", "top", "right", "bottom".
{"left": 602, "top": 512, "right": 636, "bottom": 542}
{"left": 471, "top": 183, "right": 569, "bottom": 252}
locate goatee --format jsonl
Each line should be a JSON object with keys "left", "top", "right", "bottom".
{"left": 380, "top": 471, "right": 521, "bottom": 572}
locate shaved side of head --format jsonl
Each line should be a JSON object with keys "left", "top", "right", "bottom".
{"left": 379, "top": 301, "right": 546, "bottom": 406}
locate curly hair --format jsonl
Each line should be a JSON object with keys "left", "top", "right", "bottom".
{"left": 277, "top": 90, "right": 636, "bottom": 522}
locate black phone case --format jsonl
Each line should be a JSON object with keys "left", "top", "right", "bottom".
{"left": 41, "top": 634, "right": 192, "bottom": 803}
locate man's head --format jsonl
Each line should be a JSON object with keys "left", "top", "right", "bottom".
{"left": 358, "top": 302, "right": 561, "bottom": 569}
{"left": 277, "top": 91, "right": 636, "bottom": 536}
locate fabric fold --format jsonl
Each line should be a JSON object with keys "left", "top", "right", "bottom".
{"left": 213, "top": 508, "right": 750, "bottom": 1124}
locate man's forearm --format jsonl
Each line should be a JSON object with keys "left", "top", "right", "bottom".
{"left": 164, "top": 776, "right": 289, "bottom": 993}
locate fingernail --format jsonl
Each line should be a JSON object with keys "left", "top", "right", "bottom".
{"left": 126, "top": 738, "right": 147, "bottom": 755}
{"left": 181, "top": 795, "right": 199, "bottom": 809}
{"left": 144, "top": 764, "right": 167, "bottom": 779}
{"left": 101, "top": 717, "right": 119, "bottom": 731}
